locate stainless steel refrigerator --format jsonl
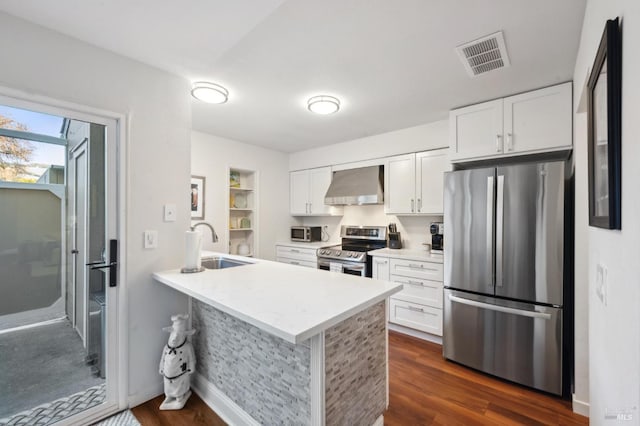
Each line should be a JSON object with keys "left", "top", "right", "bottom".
{"left": 443, "top": 160, "right": 571, "bottom": 396}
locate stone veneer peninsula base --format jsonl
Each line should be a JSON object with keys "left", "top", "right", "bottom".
{"left": 192, "top": 299, "right": 387, "bottom": 426}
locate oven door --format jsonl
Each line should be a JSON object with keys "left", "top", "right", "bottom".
{"left": 317, "top": 258, "right": 366, "bottom": 277}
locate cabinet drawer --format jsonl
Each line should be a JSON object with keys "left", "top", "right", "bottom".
{"left": 390, "top": 275, "right": 443, "bottom": 308}
{"left": 389, "top": 259, "right": 443, "bottom": 281}
{"left": 389, "top": 299, "right": 442, "bottom": 336}
{"left": 276, "top": 257, "right": 317, "bottom": 268}
{"left": 276, "top": 246, "right": 317, "bottom": 262}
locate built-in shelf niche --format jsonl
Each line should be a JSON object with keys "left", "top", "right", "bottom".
{"left": 228, "top": 167, "right": 257, "bottom": 257}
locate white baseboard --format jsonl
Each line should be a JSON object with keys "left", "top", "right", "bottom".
{"left": 572, "top": 395, "right": 589, "bottom": 417}
{"left": 193, "top": 373, "right": 259, "bottom": 426}
{"left": 371, "top": 414, "right": 384, "bottom": 426}
{"left": 388, "top": 323, "right": 443, "bottom": 345}
{"left": 127, "top": 382, "right": 163, "bottom": 409}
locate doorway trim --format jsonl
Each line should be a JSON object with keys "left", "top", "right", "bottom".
{"left": 0, "top": 85, "right": 129, "bottom": 423}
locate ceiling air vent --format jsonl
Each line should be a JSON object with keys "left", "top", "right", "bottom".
{"left": 456, "top": 31, "right": 511, "bottom": 77}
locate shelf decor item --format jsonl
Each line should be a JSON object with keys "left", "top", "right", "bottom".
{"left": 587, "top": 17, "right": 621, "bottom": 230}
{"left": 230, "top": 170, "right": 241, "bottom": 188}
{"left": 190, "top": 175, "right": 205, "bottom": 220}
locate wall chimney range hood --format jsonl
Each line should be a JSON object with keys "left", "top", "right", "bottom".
{"left": 324, "top": 165, "right": 384, "bottom": 205}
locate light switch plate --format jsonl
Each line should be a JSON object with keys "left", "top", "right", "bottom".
{"left": 144, "top": 230, "right": 158, "bottom": 249}
{"left": 164, "top": 204, "right": 177, "bottom": 222}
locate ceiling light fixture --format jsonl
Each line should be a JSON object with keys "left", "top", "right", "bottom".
{"left": 191, "top": 82, "right": 229, "bottom": 104}
{"left": 307, "top": 95, "right": 340, "bottom": 114}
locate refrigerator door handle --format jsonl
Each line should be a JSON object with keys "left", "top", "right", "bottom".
{"left": 486, "top": 176, "right": 495, "bottom": 286}
{"left": 448, "top": 294, "right": 552, "bottom": 320}
{"left": 496, "top": 175, "right": 504, "bottom": 287}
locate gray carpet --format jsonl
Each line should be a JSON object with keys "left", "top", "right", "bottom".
{"left": 0, "top": 319, "right": 103, "bottom": 418}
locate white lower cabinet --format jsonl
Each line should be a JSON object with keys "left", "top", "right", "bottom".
{"left": 372, "top": 254, "right": 444, "bottom": 336}
{"left": 389, "top": 299, "right": 443, "bottom": 336}
{"left": 275, "top": 244, "right": 318, "bottom": 268}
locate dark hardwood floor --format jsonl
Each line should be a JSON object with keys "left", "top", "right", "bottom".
{"left": 131, "top": 393, "right": 226, "bottom": 426}
{"left": 384, "top": 331, "right": 587, "bottom": 425}
{"left": 131, "top": 331, "right": 588, "bottom": 425}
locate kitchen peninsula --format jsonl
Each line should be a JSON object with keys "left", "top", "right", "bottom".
{"left": 153, "top": 254, "right": 402, "bottom": 425}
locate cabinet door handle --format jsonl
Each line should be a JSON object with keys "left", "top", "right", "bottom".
{"left": 407, "top": 305, "right": 425, "bottom": 313}
{"left": 375, "top": 259, "right": 388, "bottom": 265}
{"left": 291, "top": 249, "right": 300, "bottom": 253}
{"left": 309, "top": 203, "right": 312, "bottom": 214}
{"left": 403, "top": 280, "right": 425, "bottom": 287}
{"left": 417, "top": 198, "right": 422, "bottom": 212}
{"left": 496, "top": 134, "right": 503, "bottom": 152}
{"left": 408, "top": 263, "right": 424, "bottom": 269}
{"left": 411, "top": 199, "right": 415, "bottom": 212}
{"left": 305, "top": 203, "right": 309, "bottom": 214}
{"left": 290, "top": 261, "right": 300, "bottom": 265}
{"left": 507, "top": 133, "right": 513, "bottom": 151}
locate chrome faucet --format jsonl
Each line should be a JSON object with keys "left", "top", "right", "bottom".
{"left": 191, "top": 222, "right": 219, "bottom": 242}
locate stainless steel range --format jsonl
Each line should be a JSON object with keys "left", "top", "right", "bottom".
{"left": 317, "top": 225, "right": 387, "bottom": 277}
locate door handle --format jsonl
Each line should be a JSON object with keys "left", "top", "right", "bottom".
{"left": 417, "top": 198, "right": 422, "bottom": 212}
{"left": 71, "top": 249, "right": 79, "bottom": 254}
{"left": 486, "top": 176, "right": 495, "bottom": 286}
{"left": 507, "top": 133, "right": 513, "bottom": 151}
{"left": 410, "top": 199, "right": 414, "bottom": 213}
{"left": 86, "top": 239, "right": 118, "bottom": 287}
{"left": 309, "top": 203, "right": 312, "bottom": 214}
{"left": 496, "top": 134, "right": 503, "bottom": 152}
{"left": 449, "top": 294, "right": 551, "bottom": 320}
{"left": 496, "top": 175, "right": 504, "bottom": 288}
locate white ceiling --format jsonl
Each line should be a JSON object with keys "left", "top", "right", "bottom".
{"left": 0, "top": 0, "right": 586, "bottom": 153}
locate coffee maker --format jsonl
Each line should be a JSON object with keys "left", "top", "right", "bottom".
{"left": 430, "top": 222, "right": 444, "bottom": 252}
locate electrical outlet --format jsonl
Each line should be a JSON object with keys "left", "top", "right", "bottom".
{"left": 144, "top": 230, "right": 158, "bottom": 249}
{"left": 164, "top": 204, "right": 177, "bottom": 222}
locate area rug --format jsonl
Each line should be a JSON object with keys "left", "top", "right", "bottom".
{"left": 93, "top": 410, "right": 140, "bottom": 426}
{"left": 0, "top": 383, "right": 106, "bottom": 425}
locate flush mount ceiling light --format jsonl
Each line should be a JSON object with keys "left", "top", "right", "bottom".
{"left": 307, "top": 95, "right": 340, "bottom": 114}
{"left": 191, "top": 82, "right": 229, "bottom": 104}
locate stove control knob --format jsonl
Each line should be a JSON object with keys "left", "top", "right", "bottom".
{"left": 336, "top": 251, "right": 342, "bottom": 256}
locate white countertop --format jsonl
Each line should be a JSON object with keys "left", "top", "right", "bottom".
{"left": 153, "top": 253, "right": 402, "bottom": 344}
{"left": 368, "top": 248, "right": 444, "bottom": 263}
{"left": 275, "top": 241, "right": 337, "bottom": 249}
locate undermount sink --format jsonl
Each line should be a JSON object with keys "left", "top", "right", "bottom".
{"left": 202, "top": 256, "right": 251, "bottom": 270}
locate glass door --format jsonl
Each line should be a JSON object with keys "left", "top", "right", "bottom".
{"left": 0, "top": 99, "right": 120, "bottom": 425}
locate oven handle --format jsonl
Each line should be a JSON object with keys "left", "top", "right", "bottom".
{"left": 317, "top": 258, "right": 366, "bottom": 272}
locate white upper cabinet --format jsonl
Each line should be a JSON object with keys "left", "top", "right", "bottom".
{"left": 449, "top": 99, "right": 504, "bottom": 161}
{"left": 290, "top": 167, "right": 342, "bottom": 216}
{"left": 503, "top": 83, "right": 572, "bottom": 154}
{"left": 385, "top": 154, "right": 416, "bottom": 214}
{"left": 290, "top": 170, "right": 310, "bottom": 215}
{"left": 449, "top": 82, "right": 572, "bottom": 163}
{"left": 385, "top": 148, "right": 450, "bottom": 215}
{"left": 416, "top": 149, "right": 451, "bottom": 215}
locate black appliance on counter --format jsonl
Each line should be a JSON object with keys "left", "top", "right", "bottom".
{"left": 430, "top": 222, "right": 444, "bottom": 251}
{"left": 316, "top": 225, "right": 387, "bottom": 277}
{"left": 290, "top": 226, "right": 322, "bottom": 242}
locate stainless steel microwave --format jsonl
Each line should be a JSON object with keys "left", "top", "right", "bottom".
{"left": 291, "top": 226, "right": 322, "bottom": 242}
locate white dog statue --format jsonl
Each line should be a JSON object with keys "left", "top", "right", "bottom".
{"left": 159, "top": 313, "right": 196, "bottom": 410}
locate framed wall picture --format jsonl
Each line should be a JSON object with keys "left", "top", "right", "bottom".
{"left": 587, "top": 17, "right": 621, "bottom": 230}
{"left": 190, "top": 175, "right": 205, "bottom": 220}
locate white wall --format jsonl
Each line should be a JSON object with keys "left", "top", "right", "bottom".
{"left": 191, "top": 130, "right": 293, "bottom": 260}
{"left": 289, "top": 119, "right": 448, "bottom": 171}
{"left": 0, "top": 12, "right": 192, "bottom": 405}
{"left": 573, "top": 0, "right": 640, "bottom": 422}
